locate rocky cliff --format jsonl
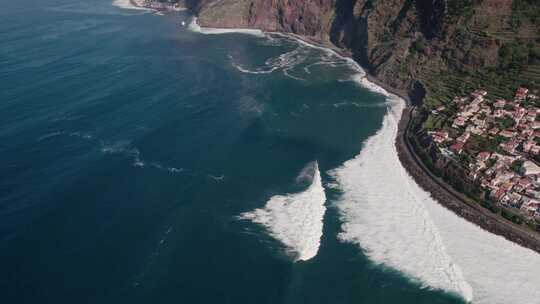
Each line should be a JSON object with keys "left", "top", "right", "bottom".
{"left": 181, "top": 0, "right": 539, "bottom": 104}
{"left": 188, "top": 0, "right": 335, "bottom": 41}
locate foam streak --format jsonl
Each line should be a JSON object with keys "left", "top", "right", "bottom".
{"left": 188, "top": 18, "right": 265, "bottom": 37}
{"left": 112, "top": 0, "right": 153, "bottom": 11}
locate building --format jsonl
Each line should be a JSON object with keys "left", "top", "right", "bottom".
{"left": 450, "top": 142, "right": 465, "bottom": 154}
{"left": 521, "top": 161, "right": 540, "bottom": 176}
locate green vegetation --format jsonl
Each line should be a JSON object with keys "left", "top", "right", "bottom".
{"left": 418, "top": 0, "right": 540, "bottom": 111}
{"left": 511, "top": 160, "right": 524, "bottom": 173}
{"left": 364, "top": 0, "right": 375, "bottom": 10}
{"left": 469, "top": 134, "right": 499, "bottom": 153}
{"left": 424, "top": 113, "right": 446, "bottom": 130}
{"left": 447, "top": 0, "right": 474, "bottom": 19}
{"left": 500, "top": 116, "right": 516, "bottom": 129}
{"left": 502, "top": 209, "right": 524, "bottom": 224}
{"left": 411, "top": 39, "right": 426, "bottom": 53}
{"left": 403, "top": 0, "right": 540, "bottom": 235}
{"left": 529, "top": 45, "right": 540, "bottom": 64}
{"left": 500, "top": 41, "right": 534, "bottom": 71}
{"left": 512, "top": 0, "right": 540, "bottom": 26}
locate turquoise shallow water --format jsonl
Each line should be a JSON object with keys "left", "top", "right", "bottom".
{"left": 0, "top": 0, "right": 464, "bottom": 303}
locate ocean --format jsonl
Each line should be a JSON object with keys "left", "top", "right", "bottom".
{"left": 1, "top": 1, "right": 539, "bottom": 303}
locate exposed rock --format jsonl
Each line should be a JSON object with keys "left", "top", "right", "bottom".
{"left": 192, "top": 0, "right": 335, "bottom": 42}
{"left": 182, "top": 0, "right": 538, "bottom": 103}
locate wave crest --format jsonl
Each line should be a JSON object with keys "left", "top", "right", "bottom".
{"left": 188, "top": 18, "right": 265, "bottom": 37}
{"left": 240, "top": 162, "right": 326, "bottom": 261}
{"left": 329, "top": 100, "right": 474, "bottom": 301}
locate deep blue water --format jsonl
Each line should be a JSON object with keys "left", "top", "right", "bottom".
{"left": 0, "top": 0, "right": 464, "bottom": 303}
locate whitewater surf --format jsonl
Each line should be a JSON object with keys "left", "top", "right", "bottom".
{"left": 188, "top": 18, "right": 265, "bottom": 37}
{"left": 331, "top": 84, "right": 540, "bottom": 304}
{"left": 240, "top": 162, "right": 326, "bottom": 262}
{"left": 181, "top": 15, "right": 540, "bottom": 303}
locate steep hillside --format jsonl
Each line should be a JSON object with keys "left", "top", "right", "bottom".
{"left": 174, "top": 0, "right": 539, "bottom": 104}
{"left": 191, "top": 0, "right": 336, "bottom": 41}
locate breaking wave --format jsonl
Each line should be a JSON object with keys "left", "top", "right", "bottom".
{"left": 229, "top": 55, "right": 279, "bottom": 75}
{"left": 230, "top": 62, "right": 278, "bottom": 75}
{"left": 111, "top": 0, "right": 153, "bottom": 11}
{"left": 240, "top": 161, "right": 326, "bottom": 261}
{"left": 330, "top": 101, "right": 389, "bottom": 109}
{"left": 188, "top": 18, "right": 265, "bottom": 37}
{"left": 96, "top": 10, "right": 540, "bottom": 301}
{"left": 424, "top": 184, "right": 540, "bottom": 304}
{"left": 229, "top": 47, "right": 309, "bottom": 81}
{"left": 329, "top": 99, "right": 473, "bottom": 301}
{"left": 190, "top": 22, "right": 356, "bottom": 82}
{"left": 330, "top": 82, "right": 540, "bottom": 303}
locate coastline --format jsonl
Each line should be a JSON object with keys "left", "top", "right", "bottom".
{"left": 366, "top": 49, "right": 540, "bottom": 255}
{"left": 128, "top": 0, "right": 186, "bottom": 11}
{"left": 142, "top": 9, "right": 540, "bottom": 254}
{"left": 396, "top": 107, "right": 540, "bottom": 254}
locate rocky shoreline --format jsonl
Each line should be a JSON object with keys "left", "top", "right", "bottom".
{"left": 135, "top": 4, "right": 540, "bottom": 254}
{"left": 129, "top": 0, "right": 186, "bottom": 11}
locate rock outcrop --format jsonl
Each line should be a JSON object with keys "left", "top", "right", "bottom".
{"left": 189, "top": 0, "right": 335, "bottom": 41}
{"left": 182, "top": 0, "right": 539, "bottom": 104}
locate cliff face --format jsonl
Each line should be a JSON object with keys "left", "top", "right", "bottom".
{"left": 190, "top": 0, "right": 335, "bottom": 41}
{"left": 184, "top": 0, "right": 539, "bottom": 104}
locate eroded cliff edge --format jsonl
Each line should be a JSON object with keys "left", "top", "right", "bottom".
{"left": 185, "top": 0, "right": 538, "bottom": 105}
{"left": 187, "top": 0, "right": 427, "bottom": 102}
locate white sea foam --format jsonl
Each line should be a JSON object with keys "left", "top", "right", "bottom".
{"left": 101, "top": 141, "right": 184, "bottom": 174}
{"left": 188, "top": 18, "right": 265, "bottom": 37}
{"left": 112, "top": 0, "right": 153, "bottom": 11}
{"left": 69, "top": 132, "right": 93, "bottom": 140}
{"left": 229, "top": 54, "right": 279, "bottom": 75}
{"left": 331, "top": 101, "right": 388, "bottom": 109}
{"left": 189, "top": 18, "right": 366, "bottom": 84}
{"left": 208, "top": 174, "right": 225, "bottom": 181}
{"left": 231, "top": 62, "right": 277, "bottom": 75}
{"left": 240, "top": 162, "right": 326, "bottom": 261}
{"left": 230, "top": 42, "right": 312, "bottom": 81}
{"left": 330, "top": 82, "right": 540, "bottom": 303}
{"left": 330, "top": 100, "right": 473, "bottom": 301}
{"left": 38, "top": 131, "right": 65, "bottom": 141}
{"left": 267, "top": 32, "right": 366, "bottom": 79}
{"left": 38, "top": 131, "right": 94, "bottom": 142}
{"left": 101, "top": 15, "right": 540, "bottom": 301}
{"left": 424, "top": 184, "right": 540, "bottom": 304}
{"left": 168, "top": 167, "right": 184, "bottom": 174}
{"left": 350, "top": 73, "right": 391, "bottom": 96}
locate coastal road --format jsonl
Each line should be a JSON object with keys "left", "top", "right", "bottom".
{"left": 396, "top": 106, "right": 540, "bottom": 254}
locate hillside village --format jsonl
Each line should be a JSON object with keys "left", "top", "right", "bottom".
{"left": 427, "top": 87, "right": 540, "bottom": 222}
